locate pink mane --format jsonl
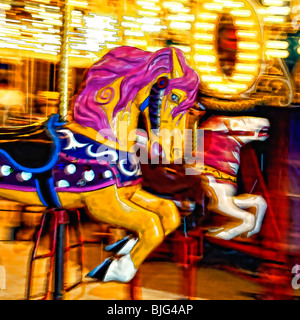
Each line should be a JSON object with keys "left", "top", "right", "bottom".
{"left": 73, "top": 46, "right": 199, "bottom": 140}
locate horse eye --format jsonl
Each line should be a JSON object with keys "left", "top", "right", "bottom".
{"left": 171, "top": 93, "right": 179, "bottom": 103}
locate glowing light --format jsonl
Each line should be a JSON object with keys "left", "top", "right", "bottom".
{"left": 214, "top": 0, "right": 245, "bottom": 8}
{"left": 208, "top": 84, "right": 238, "bottom": 94}
{"left": 195, "top": 22, "right": 215, "bottom": 30}
{"left": 169, "top": 21, "right": 192, "bottom": 30}
{"left": 230, "top": 9, "right": 252, "bottom": 17}
{"left": 266, "top": 41, "right": 289, "bottom": 50}
{"left": 65, "top": 164, "right": 76, "bottom": 175}
{"left": 238, "top": 42, "right": 260, "bottom": 50}
{"left": 69, "top": 0, "right": 88, "bottom": 7}
{"left": 57, "top": 180, "right": 70, "bottom": 188}
{"left": 232, "top": 74, "right": 255, "bottom": 82}
{"left": 262, "top": 0, "right": 284, "bottom": 5}
{"left": 235, "top": 64, "right": 258, "bottom": 72}
{"left": 197, "top": 66, "right": 218, "bottom": 72}
{"left": 0, "top": 166, "right": 11, "bottom": 177}
{"left": 194, "top": 54, "right": 216, "bottom": 63}
{"left": 162, "top": 1, "right": 190, "bottom": 12}
{"left": 21, "top": 172, "right": 32, "bottom": 181}
{"left": 237, "top": 53, "right": 259, "bottom": 60}
{"left": 203, "top": 3, "right": 223, "bottom": 11}
{"left": 201, "top": 75, "right": 223, "bottom": 82}
{"left": 194, "top": 44, "right": 214, "bottom": 50}
{"left": 191, "top": 0, "right": 263, "bottom": 98}
{"left": 228, "top": 83, "right": 248, "bottom": 90}
{"left": 137, "top": 10, "right": 158, "bottom": 17}
{"left": 0, "top": 4, "right": 11, "bottom": 9}
{"left": 103, "top": 170, "right": 113, "bottom": 179}
{"left": 84, "top": 170, "right": 95, "bottom": 182}
{"left": 236, "top": 31, "right": 257, "bottom": 38}
{"left": 266, "top": 50, "right": 289, "bottom": 58}
{"left": 235, "top": 20, "right": 254, "bottom": 27}
{"left": 198, "top": 13, "right": 218, "bottom": 20}
{"left": 194, "top": 33, "right": 214, "bottom": 41}
{"left": 263, "top": 16, "right": 285, "bottom": 23}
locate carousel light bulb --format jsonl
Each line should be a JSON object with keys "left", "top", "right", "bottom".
{"left": 57, "top": 180, "right": 70, "bottom": 188}
{"left": 84, "top": 170, "right": 95, "bottom": 182}
{"left": 0, "top": 165, "right": 12, "bottom": 177}
{"left": 21, "top": 172, "right": 32, "bottom": 181}
{"left": 103, "top": 170, "right": 113, "bottom": 179}
{"left": 65, "top": 164, "right": 76, "bottom": 175}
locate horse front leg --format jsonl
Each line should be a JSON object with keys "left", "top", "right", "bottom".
{"left": 202, "top": 176, "right": 256, "bottom": 240}
{"left": 103, "top": 187, "right": 181, "bottom": 257}
{"left": 130, "top": 187, "right": 181, "bottom": 237}
{"left": 83, "top": 185, "right": 166, "bottom": 283}
{"left": 233, "top": 194, "right": 267, "bottom": 237}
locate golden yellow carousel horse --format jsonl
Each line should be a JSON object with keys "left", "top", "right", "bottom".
{"left": 0, "top": 46, "right": 199, "bottom": 283}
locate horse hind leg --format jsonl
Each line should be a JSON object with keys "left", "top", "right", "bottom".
{"left": 210, "top": 198, "right": 256, "bottom": 240}
{"left": 233, "top": 194, "right": 267, "bottom": 238}
{"left": 203, "top": 177, "right": 256, "bottom": 240}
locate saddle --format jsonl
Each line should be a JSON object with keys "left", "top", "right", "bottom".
{"left": 0, "top": 114, "right": 64, "bottom": 173}
{"left": 0, "top": 114, "right": 65, "bottom": 208}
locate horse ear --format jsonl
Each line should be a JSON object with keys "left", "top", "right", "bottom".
{"left": 171, "top": 48, "right": 184, "bottom": 79}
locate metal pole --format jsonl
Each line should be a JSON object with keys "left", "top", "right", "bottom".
{"left": 58, "top": 0, "right": 71, "bottom": 121}
{"left": 53, "top": 221, "right": 66, "bottom": 300}
{"left": 53, "top": 0, "right": 71, "bottom": 300}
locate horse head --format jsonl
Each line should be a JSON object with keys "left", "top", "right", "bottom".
{"left": 72, "top": 46, "right": 199, "bottom": 164}
{"left": 200, "top": 115, "right": 270, "bottom": 146}
{"left": 136, "top": 47, "right": 200, "bottom": 163}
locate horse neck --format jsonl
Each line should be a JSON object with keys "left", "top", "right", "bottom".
{"left": 204, "top": 130, "right": 242, "bottom": 176}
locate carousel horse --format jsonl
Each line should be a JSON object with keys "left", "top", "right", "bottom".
{"left": 196, "top": 115, "right": 270, "bottom": 240}
{"left": 0, "top": 46, "right": 200, "bottom": 283}
{"left": 108, "top": 114, "right": 270, "bottom": 255}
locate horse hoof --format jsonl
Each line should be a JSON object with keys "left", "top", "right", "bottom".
{"left": 247, "top": 229, "right": 258, "bottom": 238}
{"left": 214, "top": 231, "right": 233, "bottom": 240}
{"left": 86, "top": 257, "right": 114, "bottom": 280}
{"left": 103, "top": 253, "right": 137, "bottom": 283}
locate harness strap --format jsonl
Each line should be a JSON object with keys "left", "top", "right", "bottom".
{"left": 202, "top": 165, "right": 237, "bottom": 184}
{"left": 35, "top": 170, "right": 61, "bottom": 208}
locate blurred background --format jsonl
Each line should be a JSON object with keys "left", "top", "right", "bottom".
{"left": 0, "top": 0, "right": 300, "bottom": 300}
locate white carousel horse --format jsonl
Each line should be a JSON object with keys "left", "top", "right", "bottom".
{"left": 198, "top": 115, "right": 270, "bottom": 240}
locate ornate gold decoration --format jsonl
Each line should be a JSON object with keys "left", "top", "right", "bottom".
{"left": 200, "top": 96, "right": 258, "bottom": 111}
{"left": 201, "top": 165, "right": 237, "bottom": 184}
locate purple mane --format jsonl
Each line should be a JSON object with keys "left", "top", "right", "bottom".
{"left": 73, "top": 46, "right": 199, "bottom": 140}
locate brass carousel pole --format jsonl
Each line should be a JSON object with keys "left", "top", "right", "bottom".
{"left": 53, "top": 0, "right": 71, "bottom": 300}
{"left": 58, "top": 0, "right": 71, "bottom": 121}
